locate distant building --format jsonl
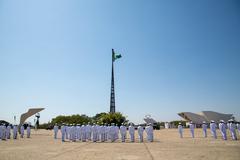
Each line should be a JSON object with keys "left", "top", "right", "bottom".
{"left": 178, "top": 111, "right": 234, "bottom": 125}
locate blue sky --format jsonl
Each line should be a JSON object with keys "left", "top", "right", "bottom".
{"left": 0, "top": 0, "right": 240, "bottom": 124}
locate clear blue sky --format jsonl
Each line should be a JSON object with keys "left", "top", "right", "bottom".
{"left": 0, "top": 0, "right": 240, "bottom": 124}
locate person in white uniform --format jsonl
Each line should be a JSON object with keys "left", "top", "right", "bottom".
{"left": 1, "top": 124, "right": 6, "bottom": 140}
{"left": 229, "top": 119, "right": 237, "bottom": 140}
{"left": 6, "top": 125, "right": 11, "bottom": 139}
{"left": 137, "top": 125, "right": 144, "bottom": 142}
{"left": 189, "top": 121, "right": 195, "bottom": 138}
{"left": 145, "top": 123, "right": 153, "bottom": 142}
{"left": 92, "top": 123, "right": 98, "bottom": 142}
{"left": 20, "top": 125, "right": 24, "bottom": 138}
{"left": 99, "top": 124, "right": 105, "bottom": 142}
{"left": 210, "top": 120, "right": 217, "bottom": 139}
{"left": 178, "top": 122, "right": 183, "bottom": 138}
{"left": 65, "top": 124, "right": 69, "bottom": 139}
{"left": 237, "top": 122, "right": 240, "bottom": 135}
{"left": 120, "top": 123, "right": 127, "bottom": 142}
{"left": 76, "top": 124, "right": 81, "bottom": 141}
{"left": 104, "top": 124, "right": 109, "bottom": 141}
{"left": 202, "top": 121, "right": 207, "bottom": 138}
{"left": 13, "top": 125, "right": 18, "bottom": 139}
{"left": 81, "top": 123, "right": 87, "bottom": 142}
{"left": 219, "top": 120, "right": 227, "bottom": 140}
{"left": 27, "top": 124, "right": 31, "bottom": 138}
{"left": 61, "top": 123, "right": 66, "bottom": 142}
{"left": 53, "top": 123, "right": 58, "bottom": 139}
{"left": 0, "top": 124, "right": 2, "bottom": 140}
{"left": 115, "top": 124, "right": 119, "bottom": 141}
{"left": 129, "top": 123, "right": 135, "bottom": 142}
{"left": 96, "top": 122, "right": 101, "bottom": 141}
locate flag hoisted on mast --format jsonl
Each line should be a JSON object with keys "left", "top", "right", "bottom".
{"left": 110, "top": 49, "right": 121, "bottom": 113}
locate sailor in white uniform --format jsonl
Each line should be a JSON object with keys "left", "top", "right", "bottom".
{"left": 53, "top": 123, "right": 58, "bottom": 139}
{"left": 120, "top": 123, "right": 127, "bottom": 142}
{"left": 229, "top": 119, "right": 237, "bottom": 140}
{"left": 137, "top": 125, "right": 144, "bottom": 142}
{"left": 20, "top": 125, "right": 24, "bottom": 138}
{"left": 178, "top": 122, "right": 183, "bottom": 138}
{"left": 189, "top": 121, "right": 195, "bottom": 138}
{"left": 202, "top": 121, "right": 207, "bottom": 138}
{"left": 219, "top": 120, "right": 227, "bottom": 140}
{"left": 27, "top": 124, "right": 31, "bottom": 138}
{"left": 210, "top": 120, "right": 217, "bottom": 139}
{"left": 129, "top": 123, "right": 135, "bottom": 142}
{"left": 145, "top": 123, "right": 153, "bottom": 142}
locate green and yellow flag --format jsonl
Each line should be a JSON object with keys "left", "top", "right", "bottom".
{"left": 112, "top": 49, "right": 122, "bottom": 62}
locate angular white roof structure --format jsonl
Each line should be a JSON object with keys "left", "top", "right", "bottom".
{"left": 178, "top": 111, "right": 233, "bottom": 124}
{"left": 20, "top": 108, "right": 45, "bottom": 126}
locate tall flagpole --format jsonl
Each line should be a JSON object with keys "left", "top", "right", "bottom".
{"left": 110, "top": 49, "right": 116, "bottom": 113}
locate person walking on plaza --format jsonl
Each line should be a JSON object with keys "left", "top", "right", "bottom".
{"left": 0, "top": 124, "right": 1, "bottom": 139}
{"left": 61, "top": 123, "right": 66, "bottom": 142}
{"left": 1, "top": 124, "right": 6, "bottom": 140}
{"left": 115, "top": 124, "right": 119, "bottom": 141}
{"left": 237, "top": 122, "right": 240, "bottom": 135}
{"left": 145, "top": 123, "right": 153, "bottom": 142}
{"left": 109, "top": 123, "right": 116, "bottom": 142}
{"left": 6, "top": 125, "right": 11, "bottom": 139}
{"left": 120, "top": 123, "right": 127, "bottom": 142}
{"left": 100, "top": 124, "right": 105, "bottom": 142}
{"left": 92, "top": 123, "right": 98, "bottom": 142}
{"left": 20, "top": 125, "right": 24, "bottom": 138}
{"left": 229, "top": 119, "right": 237, "bottom": 140}
{"left": 81, "top": 123, "right": 87, "bottom": 142}
{"left": 129, "top": 123, "right": 135, "bottom": 142}
{"left": 138, "top": 125, "right": 144, "bottom": 142}
{"left": 105, "top": 124, "right": 109, "bottom": 141}
{"left": 178, "top": 122, "right": 183, "bottom": 138}
{"left": 76, "top": 124, "right": 81, "bottom": 141}
{"left": 210, "top": 120, "right": 217, "bottom": 139}
{"left": 189, "top": 121, "right": 195, "bottom": 138}
{"left": 27, "top": 124, "right": 31, "bottom": 138}
{"left": 219, "top": 120, "right": 227, "bottom": 140}
{"left": 202, "top": 121, "right": 207, "bottom": 138}
{"left": 13, "top": 125, "right": 18, "bottom": 139}
{"left": 96, "top": 122, "right": 101, "bottom": 141}
{"left": 53, "top": 123, "right": 58, "bottom": 139}
{"left": 86, "top": 122, "right": 92, "bottom": 141}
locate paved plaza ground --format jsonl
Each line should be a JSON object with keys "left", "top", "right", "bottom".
{"left": 0, "top": 128, "right": 239, "bottom": 160}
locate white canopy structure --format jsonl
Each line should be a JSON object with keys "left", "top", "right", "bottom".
{"left": 178, "top": 111, "right": 233, "bottom": 124}
{"left": 19, "top": 108, "right": 45, "bottom": 126}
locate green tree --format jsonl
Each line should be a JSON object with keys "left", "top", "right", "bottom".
{"left": 96, "top": 112, "right": 128, "bottom": 126}
{"left": 51, "top": 114, "right": 91, "bottom": 125}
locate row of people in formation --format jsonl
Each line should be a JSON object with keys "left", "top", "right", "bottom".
{"left": 54, "top": 123, "right": 154, "bottom": 142}
{"left": 178, "top": 119, "right": 240, "bottom": 140}
{"left": 0, "top": 124, "right": 31, "bottom": 140}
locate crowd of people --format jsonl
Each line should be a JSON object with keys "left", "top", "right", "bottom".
{"left": 177, "top": 119, "right": 240, "bottom": 140}
{"left": 53, "top": 122, "right": 154, "bottom": 143}
{"left": 2, "top": 119, "right": 240, "bottom": 143}
{"left": 0, "top": 124, "right": 31, "bottom": 140}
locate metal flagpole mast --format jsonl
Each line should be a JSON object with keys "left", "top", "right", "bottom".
{"left": 110, "top": 49, "right": 116, "bottom": 113}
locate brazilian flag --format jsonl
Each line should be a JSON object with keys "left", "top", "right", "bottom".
{"left": 112, "top": 49, "right": 122, "bottom": 62}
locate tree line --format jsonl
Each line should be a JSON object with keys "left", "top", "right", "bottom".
{"left": 39, "top": 112, "right": 128, "bottom": 129}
